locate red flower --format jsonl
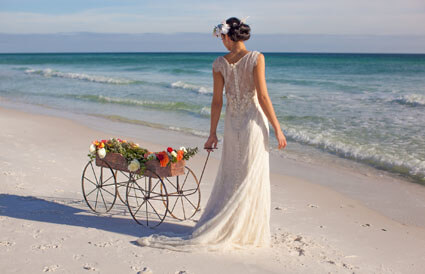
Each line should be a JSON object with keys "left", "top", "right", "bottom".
{"left": 156, "top": 153, "right": 164, "bottom": 161}
{"left": 167, "top": 147, "right": 173, "bottom": 153}
{"left": 157, "top": 151, "right": 169, "bottom": 167}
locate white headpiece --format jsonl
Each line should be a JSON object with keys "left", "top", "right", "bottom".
{"left": 212, "top": 21, "right": 230, "bottom": 37}
{"left": 212, "top": 16, "right": 249, "bottom": 38}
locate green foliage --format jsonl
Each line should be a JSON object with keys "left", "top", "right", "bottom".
{"left": 183, "top": 147, "right": 198, "bottom": 160}
{"left": 88, "top": 138, "right": 198, "bottom": 175}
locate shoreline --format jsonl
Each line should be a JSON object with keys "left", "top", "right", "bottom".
{"left": 1, "top": 104, "right": 425, "bottom": 273}
{"left": 1, "top": 99, "right": 425, "bottom": 227}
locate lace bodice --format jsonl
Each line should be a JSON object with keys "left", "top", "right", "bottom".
{"left": 212, "top": 51, "right": 261, "bottom": 115}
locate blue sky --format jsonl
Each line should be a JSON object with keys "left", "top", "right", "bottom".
{"left": 1, "top": 0, "right": 425, "bottom": 35}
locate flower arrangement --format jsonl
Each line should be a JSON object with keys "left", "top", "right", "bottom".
{"left": 88, "top": 138, "right": 198, "bottom": 174}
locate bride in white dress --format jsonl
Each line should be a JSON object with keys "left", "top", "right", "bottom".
{"left": 137, "top": 17, "right": 287, "bottom": 252}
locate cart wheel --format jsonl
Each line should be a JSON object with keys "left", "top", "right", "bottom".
{"left": 81, "top": 160, "right": 117, "bottom": 213}
{"left": 161, "top": 166, "right": 200, "bottom": 221}
{"left": 114, "top": 170, "right": 131, "bottom": 205}
{"left": 126, "top": 172, "right": 169, "bottom": 228}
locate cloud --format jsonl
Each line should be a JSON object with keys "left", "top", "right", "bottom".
{"left": 0, "top": 0, "right": 424, "bottom": 35}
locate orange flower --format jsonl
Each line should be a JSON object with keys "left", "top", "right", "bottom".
{"left": 157, "top": 151, "right": 169, "bottom": 167}
{"left": 99, "top": 142, "right": 105, "bottom": 149}
{"left": 177, "top": 150, "right": 184, "bottom": 161}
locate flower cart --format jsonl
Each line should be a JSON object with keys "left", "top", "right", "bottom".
{"left": 81, "top": 139, "right": 211, "bottom": 228}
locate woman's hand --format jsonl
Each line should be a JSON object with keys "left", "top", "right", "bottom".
{"left": 204, "top": 134, "right": 218, "bottom": 152}
{"left": 275, "top": 130, "right": 287, "bottom": 149}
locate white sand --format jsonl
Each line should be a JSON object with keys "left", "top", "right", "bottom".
{"left": 1, "top": 106, "right": 425, "bottom": 274}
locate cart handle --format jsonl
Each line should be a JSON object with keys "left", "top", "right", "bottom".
{"left": 198, "top": 148, "right": 217, "bottom": 184}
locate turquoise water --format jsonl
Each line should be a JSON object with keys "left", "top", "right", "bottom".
{"left": 0, "top": 52, "right": 424, "bottom": 183}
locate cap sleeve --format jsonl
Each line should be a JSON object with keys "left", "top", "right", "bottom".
{"left": 252, "top": 51, "right": 261, "bottom": 67}
{"left": 212, "top": 56, "right": 222, "bottom": 73}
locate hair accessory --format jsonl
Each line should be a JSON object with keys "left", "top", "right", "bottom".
{"left": 212, "top": 21, "right": 230, "bottom": 37}
{"left": 240, "top": 16, "right": 250, "bottom": 25}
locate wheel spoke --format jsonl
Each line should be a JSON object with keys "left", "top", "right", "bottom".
{"left": 101, "top": 186, "right": 115, "bottom": 197}
{"left": 170, "top": 195, "right": 181, "bottom": 213}
{"left": 145, "top": 199, "right": 149, "bottom": 227}
{"left": 101, "top": 182, "right": 117, "bottom": 187}
{"left": 183, "top": 194, "right": 198, "bottom": 210}
{"left": 133, "top": 199, "right": 147, "bottom": 216}
{"left": 102, "top": 174, "right": 115, "bottom": 185}
{"left": 90, "top": 162, "right": 99, "bottom": 185}
{"left": 147, "top": 199, "right": 162, "bottom": 220}
{"left": 119, "top": 170, "right": 130, "bottom": 179}
{"left": 180, "top": 195, "right": 186, "bottom": 219}
{"left": 164, "top": 177, "right": 177, "bottom": 190}
{"left": 85, "top": 187, "right": 97, "bottom": 197}
{"left": 133, "top": 184, "right": 140, "bottom": 208}
{"left": 94, "top": 189, "right": 100, "bottom": 210}
{"left": 151, "top": 179, "right": 161, "bottom": 192}
{"left": 84, "top": 176, "right": 98, "bottom": 187}
{"left": 99, "top": 188, "right": 108, "bottom": 210}
{"left": 180, "top": 171, "right": 190, "bottom": 189}
{"left": 133, "top": 181, "right": 147, "bottom": 197}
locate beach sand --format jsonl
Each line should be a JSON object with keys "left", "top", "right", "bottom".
{"left": 1, "top": 105, "right": 425, "bottom": 274}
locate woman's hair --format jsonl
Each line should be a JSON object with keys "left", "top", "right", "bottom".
{"left": 225, "top": 17, "right": 251, "bottom": 42}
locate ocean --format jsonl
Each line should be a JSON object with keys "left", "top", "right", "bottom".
{"left": 0, "top": 52, "right": 424, "bottom": 184}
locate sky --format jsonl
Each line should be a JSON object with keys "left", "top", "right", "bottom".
{"left": 1, "top": 0, "right": 425, "bottom": 52}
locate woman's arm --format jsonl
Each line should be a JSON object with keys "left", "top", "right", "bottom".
{"left": 254, "top": 53, "right": 287, "bottom": 149}
{"left": 204, "top": 69, "right": 224, "bottom": 151}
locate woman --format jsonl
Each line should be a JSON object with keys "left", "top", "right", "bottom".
{"left": 137, "top": 17, "right": 287, "bottom": 252}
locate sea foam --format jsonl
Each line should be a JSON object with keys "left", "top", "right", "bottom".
{"left": 392, "top": 94, "right": 425, "bottom": 107}
{"left": 283, "top": 126, "right": 425, "bottom": 182}
{"left": 170, "top": 81, "right": 212, "bottom": 94}
{"left": 25, "top": 68, "right": 136, "bottom": 85}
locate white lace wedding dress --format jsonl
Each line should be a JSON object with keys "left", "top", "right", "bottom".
{"left": 137, "top": 51, "right": 271, "bottom": 252}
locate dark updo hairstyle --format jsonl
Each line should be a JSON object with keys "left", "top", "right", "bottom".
{"left": 225, "top": 17, "right": 251, "bottom": 42}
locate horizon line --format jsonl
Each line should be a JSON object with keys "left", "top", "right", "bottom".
{"left": 1, "top": 51, "right": 425, "bottom": 55}
{"left": 1, "top": 32, "right": 425, "bottom": 37}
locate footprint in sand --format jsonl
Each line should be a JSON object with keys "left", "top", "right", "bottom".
{"left": 83, "top": 263, "right": 98, "bottom": 271}
{"left": 175, "top": 271, "right": 188, "bottom": 274}
{"left": 361, "top": 223, "right": 371, "bottom": 227}
{"left": 88, "top": 241, "right": 113, "bottom": 248}
{"left": 43, "top": 264, "right": 60, "bottom": 272}
{"left": 73, "top": 254, "right": 84, "bottom": 261}
{"left": 33, "top": 229, "right": 43, "bottom": 239}
{"left": 32, "top": 243, "right": 60, "bottom": 251}
{"left": 0, "top": 240, "right": 16, "bottom": 248}
{"left": 307, "top": 204, "right": 318, "bottom": 208}
{"left": 2, "top": 171, "right": 15, "bottom": 176}
{"left": 138, "top": 267, "right": 153, "bottom": 274}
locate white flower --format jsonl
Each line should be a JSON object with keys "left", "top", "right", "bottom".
{"left": 97, "top": 148, "right": 106, "bottom": 159}
{"left": 89, "top": 144, "right": 96, "bottom": 154}
{"left": 171, "top": 151, "right": 177, "bottom": 158}
{"left": 179, "top": 146, "right": 187, "bottom": 153}
{"left": 128, "top": 159, "right": 140, "bottom": 172}
{"left": 147, "top": 154, "right": 156, "bottom": 160}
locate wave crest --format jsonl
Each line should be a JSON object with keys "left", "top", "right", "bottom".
{"left": 25, "top": 68, "right": 137, "bottom": 85}
{"left": 171, "top": 81, "right": 212, "bottom": 94}
{"left": 73, "top": 94, "right": 212, "bottom": 117}
{"left": 392, "top": 94, "right": 425, "bottom": 107}
{"left": 284, "top": 126, "right": 425, "bottom": 182}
